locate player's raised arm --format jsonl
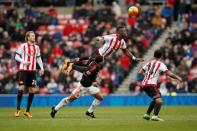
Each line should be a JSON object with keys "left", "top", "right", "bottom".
{"left": 94, "top": 36, "right": 105, "bottom": 48}
{"left": 165, "top": 70, "right": 182, "bottom": 83}
{"left": 95, "top": 36, "right": 104, "bottom": 44}
{"left": 122, "top": 48, "right": 144, "bottom": 62}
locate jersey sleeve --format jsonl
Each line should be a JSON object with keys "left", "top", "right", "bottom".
{"left": 142, "top": 62, "right": 149, "bottom": 71}
{"left": 160, "top": 63, "right": 168, "bottom": 72}
{"left": 103, "top": 35, "right": 112, "bottom": 43}
{"left": 36, "top": 46, "right": 41, "bottom": 57}
{"left": 120, "top": 40, "right": 127, "bottom": 49}
{"left": 15, "top": 44, "right": 23, "bottom": 55}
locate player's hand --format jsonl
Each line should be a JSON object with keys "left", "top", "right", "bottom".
{"left": 24, "top": 61, "right": 31, "bottom": 65}
{"left": 135, "top": 58, "right": 144, "bottom": 62}
{"left": 39, "top": 70, "right": 44, "bottom": 76}
{"left": 177, "top": 77, "right": 183, "bottom": 83}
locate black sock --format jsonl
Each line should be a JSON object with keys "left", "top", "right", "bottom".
{"left": 146, "top": 101, "right": 155, "bottom": 115}
{"left": 153, "top": 102, "right": 162, "bottom": 116}
{"left": 17, "top": 90, "right": 23, "bottom": 110}
{"left": 26, "top": 93, "right": 34, "bottom": 112}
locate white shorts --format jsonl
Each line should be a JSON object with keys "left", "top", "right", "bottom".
{"left": 72, "top": 82, "right": 100, "bottom": 98}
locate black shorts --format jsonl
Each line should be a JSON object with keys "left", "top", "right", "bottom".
{"left": 88, "top": 50, "right": 102, "bottom": 64}
{"left": 19, "top": 71, "right": 36, "bottom": 87}
{"left": 143, "top": 85, "right": 161, "bottom": 99}
{"left": 80, "top": 75, "right": 93, "bottom": 87}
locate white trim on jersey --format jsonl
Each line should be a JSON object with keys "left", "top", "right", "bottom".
{"left": 98, "top": 34, "right": 127, "bottom": 57}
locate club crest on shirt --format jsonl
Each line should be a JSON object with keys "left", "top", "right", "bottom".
{"left": 28, "top": 48, "right": 35, "bottom": 56}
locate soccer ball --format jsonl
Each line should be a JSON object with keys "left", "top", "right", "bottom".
{"left": 128, "top": 6, "right": 139, "bottom": 16}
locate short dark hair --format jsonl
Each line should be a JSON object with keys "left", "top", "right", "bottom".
{"left": 154, "top": 50, "right": 162, "bottom": 58}
{"left": 117, "top": 25, "right": 126, "bottom": 32}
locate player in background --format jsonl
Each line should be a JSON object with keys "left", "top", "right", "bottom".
{"left": 61, "top": 25, "right": 144, "bottom": 73}
{"left": 14, "top": 31, "right": 44, "bottom": 118}
{"left": 50, "top": 56, "right": 104, "bottom": 119}
{"left": 139, "top": 50, "right": 182, "bottom": 121}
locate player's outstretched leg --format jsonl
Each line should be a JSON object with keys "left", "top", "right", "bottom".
{"left": 66, "top": 63, "right": 73, "bottom": 75}
{"left": 50, "top": 95, "right": 77, "bottom": 118}
{"left": 85, "top": 111, "right": 96, "bottom": 118}
{"left": 60, "top": 59, "right": 70, "bottom": 73}
{"left": 50, "top": 106, "right": 57, "bottom": 118}
{"left": 86, "top": 93, "right": 103, "bottom": 119}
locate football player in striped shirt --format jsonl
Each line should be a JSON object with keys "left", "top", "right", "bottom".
{"left": 14, "top": 31, "right": 44, "bottom": 118}
{"left": 139, "top": 50, "right": 182, "bottom": 121}
{"left": 61, "top": 25, "right": 144, "bottom": 73}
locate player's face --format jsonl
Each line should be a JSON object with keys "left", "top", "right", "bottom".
{"left": 119, "top": 28, "right": 128, "bottom": 38}
{"left": 28, "top": 33, "right": 36, "bottom": 43}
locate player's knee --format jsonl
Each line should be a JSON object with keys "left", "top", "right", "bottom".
{"left": 19, "top": 85, "right": 25, "bottom": 91}
{"left": 155, "top": 98, "right": 163, "bottom": 104}
{"left": 93, "top": 93, "right": 103, "bottom": 101}
{"left": 67, "top": 95, "right": 78, "bottom": 102}
{"left": 29, "top": 87, "right": 35, "bottom": 93}
{"left": 19, "top": 88, "right": 24, "bottom": 92}
{"left": 98, "top": 96, "right": 103, "bottom": 101}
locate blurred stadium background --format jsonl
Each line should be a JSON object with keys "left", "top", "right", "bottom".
{"left": 0, "top": 0, "right": 197, "bottom": 95}
{"left": 0, "top": 0, "right": 197, "bottom": 131}
{"left": 0, "top": 0, "right": 197, "bottom": 106}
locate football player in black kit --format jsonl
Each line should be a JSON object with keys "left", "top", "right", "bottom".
{"left": 50, "top": 56, "right": 104, "bottom": 119}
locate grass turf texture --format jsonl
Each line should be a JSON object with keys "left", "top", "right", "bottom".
{"left": 0, "top": 106, "right": 197, "bottom": 131}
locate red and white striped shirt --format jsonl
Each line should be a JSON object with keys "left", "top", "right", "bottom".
{"left": 142, "top": 59, "right": 168, "bottom": 86}
{"left": 15, "top": 43, "right": 41, "bottom": 71}
{"left": 98, "top": 34, "right": 127, "bottom": 57}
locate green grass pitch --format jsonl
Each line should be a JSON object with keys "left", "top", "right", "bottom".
{"left": 0, "top": 106, "right": 197, "bottom": 131}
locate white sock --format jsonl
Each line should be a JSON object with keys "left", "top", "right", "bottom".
{"left": 88, "top": 99, "right": 101, "bottom": 113}
{"left": 55, "top": 97, "right": 70, "bottom": 111}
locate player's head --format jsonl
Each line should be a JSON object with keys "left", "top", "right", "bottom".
{"left": 25, "top": 31, "right": 35, "bottom": 43}
{"left": 154, "top": 50, "right": 162, "bottom": 59}
{"left": 117, "top": 25, "right": 127, "bottom": 38}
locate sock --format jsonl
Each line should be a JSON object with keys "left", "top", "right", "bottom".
{"left": 146, "top": 101, "right": 156, "bottom": 115}
{"left": 88, "top": 99, "right": 101, "bottom": 113}
{"left": 17, "top": 90, "right": 23, "bottom": 110}
{"left": 55, "top": 97, "right": 70, "bottom": 111}
{"left": 26, "top": 93, "right": 34, "bottom": 112}
{"left": 153, "top": 101, "right": 162, "bottom": 116}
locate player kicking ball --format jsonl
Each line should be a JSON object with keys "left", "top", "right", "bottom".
{"left": 139, "top": 50, "right": 182, "bottom": 121}
{"left": 50, "top": 56, "right": 104, "bottom": 119}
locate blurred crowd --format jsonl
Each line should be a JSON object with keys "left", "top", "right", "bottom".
{"left": 0, "top": 0, "right": 196, "bottom": 95}
{"left": 0, "top": 0, "right": 166, "bottom": 94}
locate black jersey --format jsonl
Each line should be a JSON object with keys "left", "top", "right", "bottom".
{"left": 81, "top": 62, "right": 102, "bottom": 87}
{"left": 73, "top": 61, "right": 103, "bottom": 87}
